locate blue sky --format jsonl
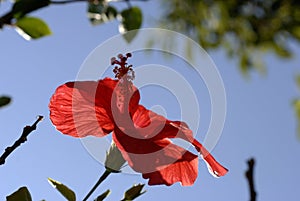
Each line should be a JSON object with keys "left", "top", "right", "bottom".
{"left": 1, "top": 0, "right": 300, "bottom": 200}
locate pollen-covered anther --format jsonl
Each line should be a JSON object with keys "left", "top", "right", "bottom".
{"left": 111, "top": 53, "right": 135, "bottom": 82}
{"left": 111, "top": 57, "right": 117, "bottom": 65}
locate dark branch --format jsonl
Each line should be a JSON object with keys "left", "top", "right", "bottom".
{"left": 50, "top": 0, "right": 87, "bottom": 5}
{"left": 0, "top": 115, "right": 43, "bottom": 166}
{"left": 245, "top": 158, "right": 257, "bottom": 201}
{"left": 0, "top": 0, "right": 50, "bottom": 28}
{"left": 50, "top": 0, "right": 148, "bottom": 4}
{"left": 0, "top": 11, "right": 14, "bottom": 28}
{"left": 0, "top": 0, "right": 149, "bottom": 28}
{"left": 0, "top": 0, "right": 84, "bottom": 28}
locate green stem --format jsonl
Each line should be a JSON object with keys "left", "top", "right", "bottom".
{"left": 83, "top": 170, "right": 111, "bottom": 201}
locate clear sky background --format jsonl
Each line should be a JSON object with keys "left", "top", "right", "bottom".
{"left": 1, "top": 0, "right": 300, "bottom": 200}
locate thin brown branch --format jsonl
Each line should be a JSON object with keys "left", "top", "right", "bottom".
{"left": 245, "top": 158, "right": 257, "bottom": 201}
{"left": 0, "top": 0, "right": 50, "bottom": 28}
{"left": 0, "top": 0, "right": 84, "bottom": 28}
{"left": 50, "top": 0, "right": 87, "bottom": 4}
{"left": 50, "top": 0, "right": 148, "bottom": 4}
{"left": 0, "top": 0, "right": 149, "bottom": 28}
{"left": 0, "top": 115, "right": 43, "bottom": 166}
{"left": 0, "top": 11, "right": 14, "bottom": 28}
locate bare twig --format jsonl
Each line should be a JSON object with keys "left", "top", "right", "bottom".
{"left": 50, "top": 0, "right": 87, "bottom": 5}
{"left": 245, "top": 158, "right": 257, "bottom": 201}
{"left": 0, "top": 0, "right": 149, "bottom": 28}
{"left": 0, "top": 115, "right": 43, "bottom": 166}
{"left": 0, "top": 11, "right": 14, "bottom": 28}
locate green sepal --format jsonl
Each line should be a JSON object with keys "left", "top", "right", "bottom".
{"left": 121, "top": 184, "right": 146, "bottom": 201}
{"left": 6, "top": 187, "right": 32, "bottom": 201}
{"left": 48, "top": 178, "right": 76, "bottom": 201}
{"left": 94, "top": 189, "right": 110, "bottom": 201}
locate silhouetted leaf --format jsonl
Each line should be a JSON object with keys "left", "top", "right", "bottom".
{"left": 6, "top": 187, "right": 32, "bottom": 201}
{"left": 105, "top": 6, "right": 118, "bottom": 19}
{"left": 121, "top": 184, "right": 146, "bottom": 201}
{"left": 87, "top": 1, "right": 117, "bottom": 25}
{"left": 94, "top": 190, "right": 110, "bottom": 201}
{"left": 119, "top": 7, "right": 142, "bottom": 43}
{"left": 12, "top": 0, "right": 50, "bottom": 19}
{"left": 48, "top": 178, "right": 76, "bottom": 201}
{"left": 0, "top": 96, "right": 11, "bottom": 108}
{"left": 87, "top": 0, "right": 105, "bottom": 14}
{"left": 15, "top": 16, "right": 51, "bottom": 40}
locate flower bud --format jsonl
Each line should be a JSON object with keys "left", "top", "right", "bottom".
{"left": 121, "top": 184, "right": 146, "bottom": 201}
{"left": 105, "top": 142, "right": 126, "bottom": 173}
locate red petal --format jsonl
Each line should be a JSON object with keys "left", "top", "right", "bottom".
{"left": 49, "top": 79, "right": 115, "bottom": 137}
{"left": 116, "top": 105, "right": 228, "bottom": 178}
{"left": 110, "top": 82, "right": 140, "bottom": 127}
{"left": 192, "top": 140, "right": 228, "bottom": 177}
{"left": 112, "top": 130, "right": 198, "bottom": 186}
{"left": 142, "top": 146, "right": 198, "bottom": 186}
{"left": 151, "top": 120, "right": 228, "bottom": 177}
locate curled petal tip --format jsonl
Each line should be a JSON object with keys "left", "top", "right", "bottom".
{"left": 192, "top": 140, "right": 228, "bottom": 178}
{"left": 202, "top": 153, "right": 228, "bottom": 178}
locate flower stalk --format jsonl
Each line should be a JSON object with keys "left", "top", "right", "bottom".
{"left": 105, "top": 142, "right": 126, "bottom": 173}
{"left": 82, "top": 169, "right": 111, "bottom": 201}
{"left": 83, "top": 142, "right": 126, "bottom": 200}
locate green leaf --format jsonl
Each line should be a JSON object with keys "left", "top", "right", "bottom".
{"left": 94, "top": 190, "right": 110, "bottom": 201}
{"left": 6, "top": 187, "right": 32, "bottom": 201}
{"left": 0, "top": 96, "right": 11, "bottom": 108}
{"left": 105, "top": 6, "right": 118, "bottom": 20}
{"left": 296, "top": 74, "right": 300, "bottom": 90}
{"left": 293, "top": 99, "right": 300, "bottom": 137}
{"left": 294, "top": 99, "right": 300, "bottom": 119}
{"left": 239, "top": 53, "right": 252, "bottom": 76}
{"left": 48, "top": 178, "right": 76, "bottom": 201}
{"left": 16, "top": 17, "right": 51, "bottom": 40}
{"left": 119, "top": 7, "right": 142, "bottom": 43}
{"left": 121, "top": 184, "right": 146, "bottom": 201}
{"left": 87, "top": 2, "right": 117, "bottom": 25}
{"left": 273, "top": 43, "right": 292, "bottom": 58}
{"left": 291, "top": 26, "right": 300, "bottom": 40}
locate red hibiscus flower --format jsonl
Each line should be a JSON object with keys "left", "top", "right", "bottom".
{"left": 49, "top": 53, "right": 228, "bottom": 186}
